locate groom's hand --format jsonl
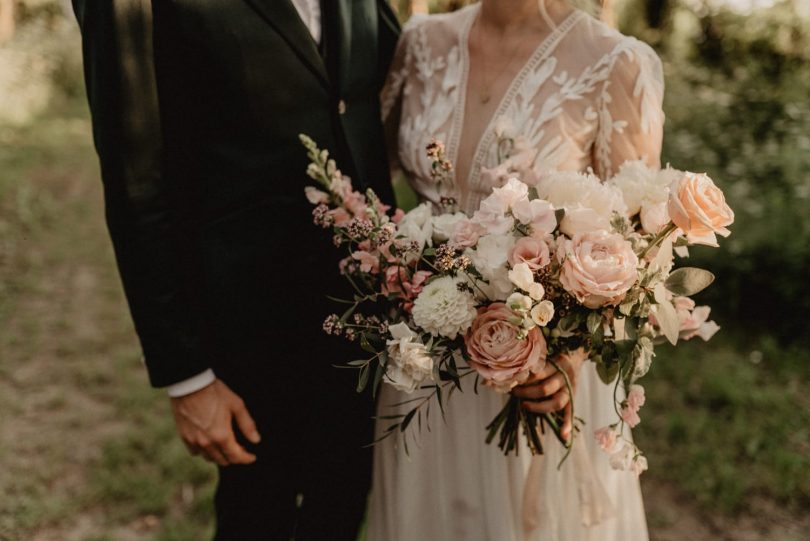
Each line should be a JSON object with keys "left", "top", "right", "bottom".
{"left": 170, "top": 379, "right": 261, "bottom": 466}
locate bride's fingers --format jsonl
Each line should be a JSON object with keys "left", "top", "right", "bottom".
{"left": 520, "top": 388, "right": 570, "bottom": 414}
{"left": 561, "top": 401, "right": 573, "bottom": 441}
{"left": 511, "top": 372, "right": 565, "bottom": 400}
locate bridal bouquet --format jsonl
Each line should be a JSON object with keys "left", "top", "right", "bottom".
{"left": 299, "top": 134, "right": 733, "bottom": 472}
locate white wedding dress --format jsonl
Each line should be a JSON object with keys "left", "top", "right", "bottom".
{"left": 368, "top": 5, "right": 664, "bottom": 541}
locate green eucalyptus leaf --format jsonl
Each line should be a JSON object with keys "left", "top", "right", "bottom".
{"left": 586, "top": 312, "right": 603, "bottom": 335}
{"left": 654, "top": 299, "right": 680, "bottom": 345}
{"left": 665, "top": 267, "right": 715, "bottom": 296}
{"left": 596, "top": 360, "right": 619, "bottom": 385}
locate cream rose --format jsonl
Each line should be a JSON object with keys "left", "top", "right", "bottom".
{"left": 464, "top": 303, "right": 547, "bottom": 392}
{"left": 668, "top": 172, "right": 734, "bottom": 247}
{"left": 530, "top": 300, "right": 555, "bottom": 326}
{"left": 558, "top": 230, "right": 639, "bottom": 309}
{"left": 385, "top": 323, "right": 434, "bottom": 393}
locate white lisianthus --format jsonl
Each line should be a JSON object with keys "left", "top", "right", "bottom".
{"left": 490, "top": 178, "right": 530, "bottom": 212}
{"left": 398, "top": 202, "right": 434, "bottom": 250}
{"left": 467, "top": 234, "right": 516, "bottom": 300}
{"left": 507, "top": 292, "right": 533, "bottom": 312}
{"left": 530, "top": 300, "right": 555, "bottom": 326}
{"left": 412, "top": 276, "right": 478, "bottom": 339}
{"left": 512, "top": 198, "right": 557, "bottom": 234}
{"left": 385, "top": 323, "right": 434, "bottom": 393}
{"left": 432, "top": 212, "right": 468, "bottom": 242}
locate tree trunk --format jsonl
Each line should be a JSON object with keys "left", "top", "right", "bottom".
{"left": 0, "top": 0, "right": 15, "bottom": 44}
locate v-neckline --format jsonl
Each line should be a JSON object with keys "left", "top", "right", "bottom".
{"left": 448, "top": 5, "right": 584, "bottom": 208}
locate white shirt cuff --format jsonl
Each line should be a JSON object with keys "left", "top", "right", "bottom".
{"left": 166, "top": 369, "right": 216, "bottom": 397}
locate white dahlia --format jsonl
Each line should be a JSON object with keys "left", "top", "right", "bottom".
{"left": 412, "top": 276, "right": 478, "bottom": 339}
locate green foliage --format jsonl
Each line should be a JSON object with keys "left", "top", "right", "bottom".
{"left": 634, "top": 334, "right": 810, "bottom": 512}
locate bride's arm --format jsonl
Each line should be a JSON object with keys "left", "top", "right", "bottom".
{"left": 592, "top": 39, "right": 666, "bottom": 179}
{"left": 380, "top": 17, "right": 418, "bottom": 178}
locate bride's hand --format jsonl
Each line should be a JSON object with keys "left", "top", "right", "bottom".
{"left": 511, "top": 347, "right": 588, "bottom": 441}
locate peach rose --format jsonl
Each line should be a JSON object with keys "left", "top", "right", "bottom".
{"left": 464, "top": 303, "right": 547, "bottom": 392}
{"left": 508, "top": 236, "right": 551, "bottom": 272}
{"left": 668, "top": 172, "right": 734, "bottom": 247}
{"left": 558, "top": 230, "right": 639, "bottom": 309}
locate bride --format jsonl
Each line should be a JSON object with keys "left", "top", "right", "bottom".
{"left": 368, "top": 0, "right": 664, "bottom": 540}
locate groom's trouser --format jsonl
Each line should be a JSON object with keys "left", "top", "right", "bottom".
{"left": 213, "top": 343, "right": 374, "bottom": 541}
{"left": 204, "top": 220, "right": 375, "bottom": 541}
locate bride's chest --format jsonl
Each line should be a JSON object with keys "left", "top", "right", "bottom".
{"left": 397, "top": 32, "right": 605, "bottom": 184}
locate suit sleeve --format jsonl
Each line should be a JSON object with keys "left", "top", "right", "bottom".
{"left": 72, "top": 0, "right": 210, "bottom": 387}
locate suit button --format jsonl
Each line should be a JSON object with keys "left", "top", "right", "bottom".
{"left": 338, "top": 99, "right": 347, "bottom": 115}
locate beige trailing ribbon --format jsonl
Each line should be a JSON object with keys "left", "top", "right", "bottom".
{"left": 522, "top": 438, "right": 616, "bottom": 536}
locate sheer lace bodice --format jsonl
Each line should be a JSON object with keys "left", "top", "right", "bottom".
{"left": 369, "top": 6, "right": 664, "bottom": 541}
{"left": 382, "top": 4, "right": 664, "bottom": 214}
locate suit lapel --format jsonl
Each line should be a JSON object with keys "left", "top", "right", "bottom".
{"left": 336, "top": 0, "right": 353, "bottom": 92}
{"left": 242, "top": 0, "right": 329, "bottom": 88}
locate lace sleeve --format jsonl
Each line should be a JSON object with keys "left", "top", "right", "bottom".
{"left": 592, "top": 39, "right": 665, "bottom": 179}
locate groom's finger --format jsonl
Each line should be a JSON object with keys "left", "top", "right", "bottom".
{"left": 232, "top": 401, "right": 261, "bottom": 445}
{"left": 219, "top": 434, "right": 257, "bottom": 465}
{"left": 202, "top": 444, "right": 229, "bottom": 466}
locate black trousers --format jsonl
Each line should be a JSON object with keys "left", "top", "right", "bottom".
{"left": 211, "top": 334, "right": 374, "bottom": 541}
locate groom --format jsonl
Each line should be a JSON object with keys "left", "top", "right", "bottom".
{"left": 72, "top": 0, "right": 398, "bottom": 538}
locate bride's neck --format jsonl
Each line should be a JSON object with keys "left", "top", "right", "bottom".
{"left": 479, "top": 0, "right": 570, "bottom": 31}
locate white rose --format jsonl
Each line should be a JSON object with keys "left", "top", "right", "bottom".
{"left": 508, "top": 262, "right": 535, "bottom": 292}
{"left": 398, "top": 203, "right": 434, "bottom": 250}
{"left": 432, "top": 212, "right": 468, "bottom": 242}
{"left": 530, "top": 300, "right": 555, "bottom": 326}
{"left": 412, "top": 276, "right": 478, "bottom": 339}
{"left": 385, "top": 323, "right": 434, "bottom": 393}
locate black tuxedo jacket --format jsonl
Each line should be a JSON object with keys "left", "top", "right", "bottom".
{"left": 72, "top": 0, "right": 399, "bottom": 388}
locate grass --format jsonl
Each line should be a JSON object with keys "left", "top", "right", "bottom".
{"left": 0, "top": 98, "right": 216, "bottom": 540}
{"left": 635, "top": 332, "right": 810, "bottom": 514}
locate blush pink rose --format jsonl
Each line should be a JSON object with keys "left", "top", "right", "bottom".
{"left": 450, "top": 218, "right": 485, "bottom": 248}
{"left": 508, "top": 235, "right": 551, "bottom": 271}
{"left": 464, "top": 303, "right": 547, "bottom": 392}
{"left": 558, "top": 230, "right": 639, "bottom": 309}
{"left": 668, "top": 172, "right": 734, "bottom": 247}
